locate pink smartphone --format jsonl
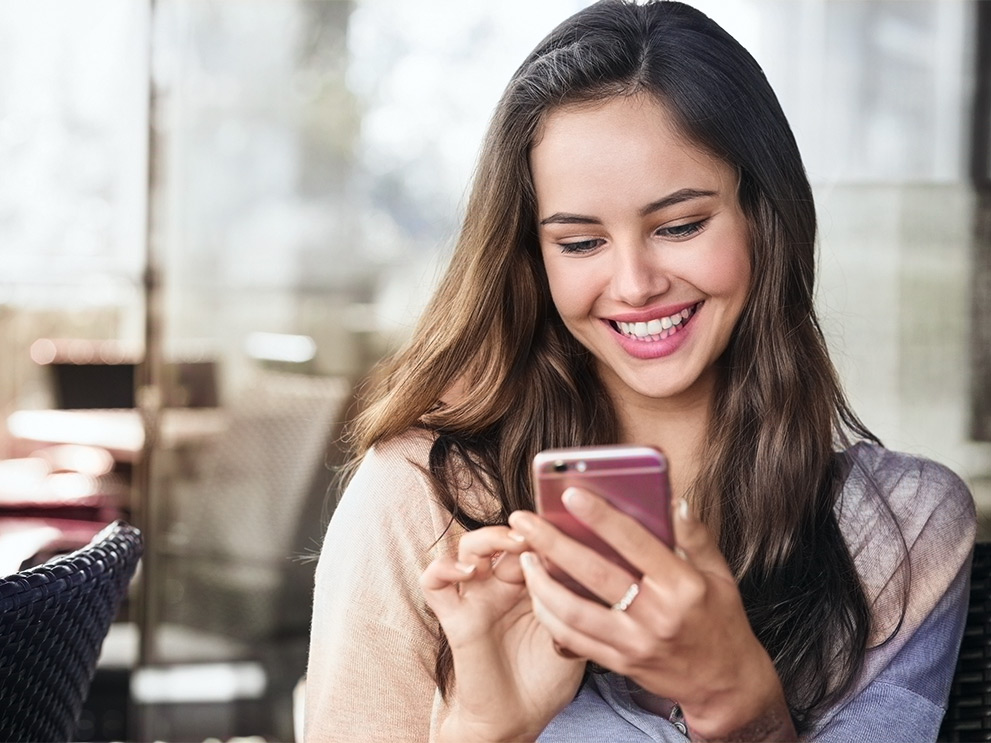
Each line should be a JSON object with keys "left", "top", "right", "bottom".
{"left": 532, "top": 445, "right": 673, "bottom": 602}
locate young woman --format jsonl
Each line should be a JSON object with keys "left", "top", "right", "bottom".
{"left": 305, "top": 2, "right": 975, "bottom": 741}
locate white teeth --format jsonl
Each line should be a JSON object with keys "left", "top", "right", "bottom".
{"left": 615, "top": 304, "right": 699, "bottom": 340}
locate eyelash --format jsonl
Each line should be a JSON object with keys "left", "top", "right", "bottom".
{"left": 557, "top": 218, "right": 710, "bottom": 254}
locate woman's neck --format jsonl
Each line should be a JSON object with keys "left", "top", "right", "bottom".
{"left": 612, "top": 389, "right": 711, "bottom": 501}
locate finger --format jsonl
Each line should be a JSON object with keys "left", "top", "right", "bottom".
{"left": 491, "top": 548, "right": 527, "bottom": 583}
{"left": 420, "top": 556, "right": 476, "bottom": 617}
{"left": 509, "top": 509, "right": 637, "bottom": 605}
{"left": 672, "top": 499, "right": 732, "bottom": 579}
{"left": 520, "top": 552, "right": 629, "bottom": 671}
{"left": 555, "top": 487, "right": 677, "bottom": 574}
{"left": 513, "top": 488, "right": 679, "bottom": 589}
{"left": 457, "top": 526, "right": 528, "bottom": 578}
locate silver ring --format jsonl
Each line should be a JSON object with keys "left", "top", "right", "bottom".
{"left": 611, "top": 582, "right": 640, "bottom": 612}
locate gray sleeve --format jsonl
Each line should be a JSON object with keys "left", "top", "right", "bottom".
{"left": 808, "top": 552, "right": 971, "bottom": 742}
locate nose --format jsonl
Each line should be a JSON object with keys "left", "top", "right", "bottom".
{"left": 609, "top": 239, "right": 671, "bottom": 307}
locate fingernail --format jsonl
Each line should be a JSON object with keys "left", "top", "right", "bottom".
{"left": 678, "top": 499, "right": 691, "bottom": 521}
{"left": 456, "top": 562, "right": 476, "bottom": 575}
{"left": 509, "top": 531, "right": 527, "bottom": 543}
{"left": 562, "top": 487, "right": 592, "bottom": 514}
{"left": 520, "top": 551, "right": 536, "bottom": 570}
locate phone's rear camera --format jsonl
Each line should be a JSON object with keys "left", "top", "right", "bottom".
{"left": 553, "top": 460, "right": 567, "bottom": 473}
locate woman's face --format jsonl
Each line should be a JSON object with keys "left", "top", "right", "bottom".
{"left": 532, "top": 94, "right": 751, "bottom": 409}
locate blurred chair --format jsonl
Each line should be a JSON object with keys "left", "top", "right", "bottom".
{"left": 163, "top": 360, "right": 219, "bottom": 409}
{"left": 939, "top": 542, "right": 991, "bottom": 741}
{"left": 161, "top": 370, "right": 348, "bottom": 640}
{"left": 50, "top": 360, "right": 136, "bottom": 410}
{"left": 29, "top": 338, "right": 140, "bottom": 410}
{"left": 0, "top": 520, "right": 142, "bottom": 743}
{"left": 149, "top": 370, "right": 349, "bottom": 740}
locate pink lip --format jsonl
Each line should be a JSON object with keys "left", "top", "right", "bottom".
{"left": 606, "top": 300, "right": 701, "bottom": 324}
{"left": 601, "top": 301, "right": 703, "bottom": 360}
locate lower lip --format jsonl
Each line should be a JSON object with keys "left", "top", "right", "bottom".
{"left": 605, "top": 308, "right": 699, "bottom": 360}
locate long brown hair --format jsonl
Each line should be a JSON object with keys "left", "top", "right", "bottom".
{"left": 351, "top": 0, "right": 882, "bottom": 731}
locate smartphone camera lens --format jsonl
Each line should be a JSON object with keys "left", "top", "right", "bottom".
{"left": 553, "top": 460, "right": 567, "bottom": 473}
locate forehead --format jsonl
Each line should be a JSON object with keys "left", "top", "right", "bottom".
{"left": 530, "top": 94, "right": 735, "bottom": 209}
{"left": 535, "top": 93, "right": 689, "bottom": 144}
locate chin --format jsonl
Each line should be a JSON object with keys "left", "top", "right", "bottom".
{"left": 622, "top": 376, "right": 693, "bottom": 402}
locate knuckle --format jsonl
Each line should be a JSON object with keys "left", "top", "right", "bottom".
{"left": 678, "top": 573, "right": 707, "bottom": 604}
{"left": 459, "top": 527, "right": 502, "bottom": 558}
{"left": 652, "top": 614, "right": 678, "bottom": 640}
{"left": 457, "top": 533, "right": 479, "bottom": 556}
{"left": 556, "top": 600, "right": 585, "bottom": 626}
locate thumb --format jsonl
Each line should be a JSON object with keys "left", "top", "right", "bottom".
{"left": 672, "top": 499, "right": 732, "bottom": 579}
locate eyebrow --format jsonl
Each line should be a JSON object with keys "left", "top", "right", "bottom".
{"left": 538, "top": 188, "right": 719, "bottom": 226}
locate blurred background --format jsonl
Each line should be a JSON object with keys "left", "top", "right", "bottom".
{"left": 0, "top": 0, "right": 988, "bottom": 740}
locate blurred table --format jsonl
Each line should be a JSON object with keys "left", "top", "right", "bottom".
{"left": 1, "top": 408, "right": 228, "bottom": 568}
{"left": 6, "top": 409, "right": 228, "bottom": 463}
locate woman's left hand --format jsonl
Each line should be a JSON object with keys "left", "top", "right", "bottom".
{"left": 508, "top": 488, "right": 797, "bottom": 742}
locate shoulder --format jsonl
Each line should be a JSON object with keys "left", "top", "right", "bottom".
{"left": 342, "top": 427, "right": 501, "bottom": 525}
{"left": 811, "top": 446, "right": 976, "bottom": 736}
{"left": 359, "top": 426, "right": 438, "bottom": 476}
{"left": 328, "top": 428, "right": 444, "bottom": 549}
{"left": 843, "top": 442, "right": 974, "bottom": 518}
{"left": 347, "top": 427, "right": 437, "bottom": 501}
{"left": 327, "top": 427, "right": 503, "bottom": 560}
{"left": 837, "top": 442, "right": 975, "bottom": 641}
{"left": 838, "top": 442, "right": 975, "bottom": 552}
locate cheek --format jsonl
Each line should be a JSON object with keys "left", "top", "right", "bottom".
{"left": 711, "top": 254, "right": 750, "bottom": 301}
{"left": 541, "top": 253, "right": 595, "bottom": 318}
{"left": 694, "top": 237, "right": 751, "bottom": 303}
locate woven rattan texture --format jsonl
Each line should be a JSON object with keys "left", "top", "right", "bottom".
{"left": 939, "top": 541, "right": 991, "bottom": 742}
{"left": 0, "top": 520, "right": 142, "bottom": 742}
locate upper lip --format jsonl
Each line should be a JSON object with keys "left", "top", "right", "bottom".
{"left": 605, "top": 300, "right": 703, "bottom": 324}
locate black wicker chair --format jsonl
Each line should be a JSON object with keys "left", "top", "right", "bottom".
{"left": 940, "top": 541, "right": 991, "bottom": 741}
{"left": 0, "top": 520, "right": 142, "bottom": 742}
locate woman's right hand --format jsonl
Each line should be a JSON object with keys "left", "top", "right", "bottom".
{"left": 421, "top": 526, "right": 585, "bottom": 743}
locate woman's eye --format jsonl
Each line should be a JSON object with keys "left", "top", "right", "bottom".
{"left": 558, "top": 238, "right": 604, "bottom": 254}
{"left": 657, "top": 219, "right": 708, "bottom": 239}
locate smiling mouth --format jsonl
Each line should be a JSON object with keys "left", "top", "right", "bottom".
{"left": 609, "top": 302, "right": 702, "bottom": 341}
